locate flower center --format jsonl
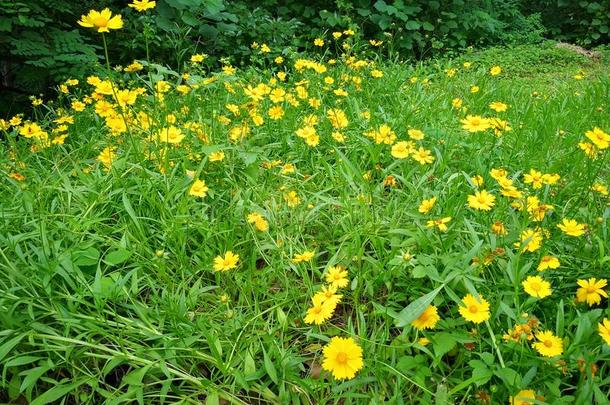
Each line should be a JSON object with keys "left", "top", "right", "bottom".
{"left": 335, "top": 352, "right": 348, "bottom": 364}
{"left": 468, "top": 305, "right": 478, "bottom": 313}
{"left": 94, "top": 16, "right": 108, "bottom": 27}
{"left": 543, "top": 339, "right": 553, "bottom": 348}
{"left": 587, "top": 285, "right": 597, "bottom": 293}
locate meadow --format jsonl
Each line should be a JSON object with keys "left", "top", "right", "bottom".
{"left": 1, "top": 5, "right": 610, "bottom": 404}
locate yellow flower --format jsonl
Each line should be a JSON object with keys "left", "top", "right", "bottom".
{"left": 293, "top": 250, "right": 315, "bottom": 263}
{"left": 509, "top": 389, "right": 536, "bottom": 405}
{"left": 533, "top": 330, "right": 563, "bottom": 357}
{"left": 325, "top": 265, "right": 349, "bottom": 288}
{"left": 470, "top": 85, "right": 480, "bottom": 93}
{"left": 471, "top": 175, "right": 484, "bottom": 187}
{"left": 557, "top": 218, "right": 586, "bottom": 237}
{"left": 391, "top": 141, "right": 414, "bottom": 159}
{"left": 537, "top": 255, "right": 560, "bottom": 271}
{"left": 458, "top": 294, "right": 490, "bottom": 324}
{"left": 371, "top": 69, "right": 383, "bottom": 78}
{"left": 576, "top": 278, "right": 608, "bottom": 306}
{"left": 523, "top": 169, "right": 544, "bottom": 189}
{"left": 209, "top": 151, "right": 225, "bottom": 162}
{"left": 515, "top": 229, "right": 543, "bottom": 253}
{"left": 268, "top": 105, "right": 284, "bottom": 120}
{"left": 491, "top": 221, "right": 507, "bottom": 236}
{"left": 304, "top": 295, "right": 337, "bottom": 325}
{"left": 426, "top": 217, "right": 452, "bottom": 232}
{"left": 247, "top": 212, "right": 269, "bottom": 232}
{"left": 78, "top": 8, "right": 123, "bottom": 33}
{"left": 585, "top": 127, "right": 609, "bottom": 149}
{"left": 467, "top": 190, "right": 496, "bottom": 211}
{"left": 158, "top": 126, "right": 185, "bottom": 144}
{"left": 452, "top": 98, "right": 463, "bottom": 109}
{"left": 313, "top": 285, "right": 342, "bottom": 306}
{"left": 314, "top": 38, "right": 324, "bottom": 47}
{"left": 490, "top": 65, "right": 502, "bottom": 76}
{"left": 128, "top": 0, "right": 156, "bottom": 12}
{"left": 522, "top": 276, "right": 551, "bottom": 298}
{"left": 418, "top": 197, "right": 437, "bottom": 214}
{"left": 322, "top": 337, "right": 363, "bottom": 380}
{"left": 489, "top": 101, "right": 508, "bottom": 112}
{"left": 327, "top": 108, "right": 349, "bottom": 129}
{"left": 213, "top": 251, "right": 239, "bottom": 272}
{"left": 97, "top": 146, "right": 116, "bottom": 169}
{"left": 411, "top": 147, "right": 434, "bottom": 165}
{"left": 411, "top": 305, "right": 440, "bottom": 330}
{"left": 599, "top": 318, "right": 610, "bottom": 345}
{"left": 189, "top": 179, "right": 208, "bottom": 198}
{"left": 461, "top": 115, "right": 491, "bottom": 132}
{"left": 407, "top": 128, "right": 425, "bottom": 140}
{"left": 284, "top": 190, "right": 300, "bottom": 207}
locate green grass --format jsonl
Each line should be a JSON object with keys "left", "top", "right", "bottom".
{"left": 1, "top": 42, "right": 609, "bottom": 404}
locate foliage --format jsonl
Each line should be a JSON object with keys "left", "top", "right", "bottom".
{"left": 1, "top": 32, "right": 610, "bottom": 403}
{"left": 527, "top": 0, "right": 610, "bottom": 47}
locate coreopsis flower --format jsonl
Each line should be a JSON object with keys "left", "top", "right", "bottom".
{"left": 284, "top": 190, "right": 300, "bottom": 207}
{"left": 591, "top": 183, "right": 609, "bottom": 195}
{"left": 247, "top": 212, "right": 268, "bottom": 232}
{"left": 537, "top": 255, "right": 560, "bottom": 271}
{"left": 491, "top": 221, "right": 507, "bottom": 236}
{"left": 213, "top": 251, "right": 239, "bottom": 272}
{"left": 97, "top": 146, "right": 115, "bottom": 169}
{"left": 158, "top": 126, "right": 185, "bottom": 144}
{"left": 509, "top": 389, "right": 536, "bottom": 405}
{"left": 304, "top": 295, "right": 337, "bottom": 325}
{"left": 78, "top": 8, "right": 123, "bottom": 33}
{"left": 189, "top": 179, "right": 208, "bottom": 198}
{"left": 599, "top": 318, "right": 610, "bottom": 345}
{"left": 209, "top": 151, "right": 225, "bottom": 162}
{"left": 371, "top": 69, "right": 383, "bottom": 78}
{"left": 293, "top": 250, "right": 315, "bottom": 263}
{"left": 314, "top": 38, "right": 324, "bottom": 47}
{"left": 391, "top": 141, "right": 415, "bottom": 159}
{"left": 533, "top": 330, "right": 563, "bottom": 357}
{"left": 322, "top": 337, "right": 364, "bottom": 380}
{"left": 522, "top": 276, "right": 551, "bottom": 298}
{"left": 576, "top": 278, "right": 608, "bottom": 306}
{"left": 458, "top": 294, "right": 490, "bottom": 324}
{"left": 515, "top": 229, "right": 543, "bottom": 252}
{"left": 411, "top": 305, "right": 440, "bottom": 330}
{"left": 327, "top": 108, "right": 349, "bottom": 129}
{"left": 467, "top": 190, "right": 496, "bottom": 211}
{"left": 313, "top": 285, "right": 342, "bottom": 306}
{"left": 407, "top": 128, "right": 425, "bottom": 140}
{"left": 426, "top": 217, "right": 452, "bottom": 232}
{"left": 128, "top": 0, "right": 156, "bottom": 12}
{"left": 325, "top": 265, "right": 349, "bottom": 288}
{"left": 418, "top": 197, "right": 436, "bottom": 214}
{"left": 268, "top": 105, "right": 284, "bottom": 120}
{"left": 411, "top": 147, "right": 434, "bottom": 164}
{"left": 470, "top": 85, "right": 480, "bottom": 93}
{"left": 452, "top": 98, "right": 463, "bottom": 109}
{"left": 461, "top": 115, "right": 491, "bottom": 132}
{"left": 489, "top": 101, "right": 508, "bottom": 112}
{"left": 523, "top": 169, "right": 544, "bottom": 189}
{"left": 125, "top": 61, "right": 143, "bottom": 72}
{"left": 490, "top": 66, "right": 502, "bottom": 76}
{"left": 471, "top": 175, "right": 484, "bottom": 187}
{"left": 585, "top": 127, "right": 609, "bottom": 149}
{"left": 19, "top": 122, "right": 45, "bottom": 138}
{"left": 557, "top": 218, "right": 586, "bottom": 237}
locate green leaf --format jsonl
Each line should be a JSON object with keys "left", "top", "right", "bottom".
{"left": 405, "top": 20, "right": 420, "bottom": 30}
{"left": 104, "top": 248, "right": 131, "bottom": 266}
{"left": 0, "top": 333, "right": 25, "bottom": 362}
{"left": 262, "top": 348, "right": 278, "bottom": 384}
{"left": 395, "top": 285, "right": 443, "bottom": 327}
{"left": 31, "top": 378, "right": 90, "bottom": 405}
{"left": 72, "top": 247, "right": 100, "bottom": 267}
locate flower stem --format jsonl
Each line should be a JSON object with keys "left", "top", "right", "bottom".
{"left": 485, "top": 319, "right": 505, "bottom": 368}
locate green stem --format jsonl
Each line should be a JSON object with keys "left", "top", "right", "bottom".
{"left": 485, "top": 319, "right": 506, "bottom": 368}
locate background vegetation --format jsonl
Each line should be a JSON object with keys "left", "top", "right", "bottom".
{"left": 1, "top": 0, "right": 609, "bottom": 116}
